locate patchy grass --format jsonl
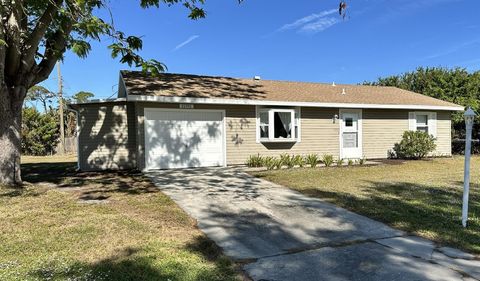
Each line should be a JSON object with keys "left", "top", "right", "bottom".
{"left": 252, "top": 156, "right": 480, "bottom": 254}
{"left": 0, "top": 155, "right": 240, "bottom": 281}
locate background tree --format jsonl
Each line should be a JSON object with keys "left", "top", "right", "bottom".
{"left": 72, "top": 91, "right": 94, "bottom": 103}
{"left": 26, "top": 85, "right": 55, "bottom": 112}
{"left": 0, "top": 0, "right": 212, "bottom": 185}
{"left": 21, "top": 107, "right": 59, "bottom": 156}
{"left": 0, "top": 0, "right": 345, "bottom": 185}
{"left": 364, "top": 67, "right": 480, "bottom": 139}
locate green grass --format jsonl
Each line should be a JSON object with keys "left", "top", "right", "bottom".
{"left": 0, "top": 156, "right": 240, "bottom": 281}
{"left": 252, "top": 156, "right": 480, "bottom": 254}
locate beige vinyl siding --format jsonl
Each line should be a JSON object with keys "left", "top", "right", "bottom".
{"left": 77, "top": 102, "right": 135, "bottom": 170}
{"left": 362, "top": 109, "right": 409, "bottom": 158}
{"left": 436, "top": 111, "right": 452, "bottom": 156}
{"left": 362, "top": 109, "right": 452, "bottom": 158}
{"left": 135, "top": 103, "right": 339, "bottom": 169}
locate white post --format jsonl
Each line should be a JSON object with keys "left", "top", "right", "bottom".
{"left": 462, "top": 108, "right": 476, "bottom": 227}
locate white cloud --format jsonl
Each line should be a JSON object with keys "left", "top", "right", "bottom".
{"left": 173, "top": 35, "right": 200, "bottom": 51}
{"left": 424, "top": 39, "right": 480, "bottom": 60}
{"left": 278, "top": 9, "right": 338, "bottom": 32}
{"left": 300, "top": 17, "right": 340, "bottom": 33}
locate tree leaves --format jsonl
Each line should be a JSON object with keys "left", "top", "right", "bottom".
{"left": 365, "top": 67, "right": 480, "bottom": 138}
{"left": 72, "top": 91, "right": 94, "bottom": 103}
{"left": 70, "top": 39, "right": 91, "bottom": 58}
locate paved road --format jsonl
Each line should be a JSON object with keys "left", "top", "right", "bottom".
{"left": 147, "top": 168, "right": 480, "bottom": 281}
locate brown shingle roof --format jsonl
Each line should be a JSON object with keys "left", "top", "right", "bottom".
{"left": 121, "top": 71, "right": 461, "bottom": 109}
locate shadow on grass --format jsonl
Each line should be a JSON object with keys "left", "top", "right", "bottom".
{"left": 299, "top": 180, "right": 480, "bottom": 253}
{"left": 28, "top": 242, "right": 238, "bottom": 281}
{"left": 11, "top": 161, "right": 162, "bottom": 200}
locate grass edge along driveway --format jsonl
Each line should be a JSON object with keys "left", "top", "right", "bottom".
{"left": 251, "top": 156, "right": 480, "bottom": 254}
{"left": 0, "top": 156, "right": 241, "bottom": 281}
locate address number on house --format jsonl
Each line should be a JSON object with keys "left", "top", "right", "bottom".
{"left": 179, "top": 104, "right": 194, "bottom": 109}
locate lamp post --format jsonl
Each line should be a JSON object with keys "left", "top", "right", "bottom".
{"left": 462, "top": 107, "right": 476, "bottom": 227}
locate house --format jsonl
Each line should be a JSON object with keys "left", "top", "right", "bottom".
{"left": 69, "top": 71, "right": 463, "bottom": 171}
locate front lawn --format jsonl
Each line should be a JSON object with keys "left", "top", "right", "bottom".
{"left": 0, "top": 156, "right": 240, "bottom": 281}
{"left": 252, "top": 156, "right": 480, "bottom": 254}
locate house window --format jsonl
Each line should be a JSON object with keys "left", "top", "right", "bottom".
{"left": 415, "top": 114, "right": 428, "bottom": 133}
{"left": 259, "top": 111, "right": 269, "bottom": 138}
{"left": 345, "top": 117, "right": 353, "bottom": 127}
{"left": 409, "top": 112, "right": 437, "bottom": 137}
{"left": 257, "top": 107, "right": 300, "bottom": 142}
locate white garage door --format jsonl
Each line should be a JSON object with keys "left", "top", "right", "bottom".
{"left": 144, "top": 109, "right": 225, "bottom": 169}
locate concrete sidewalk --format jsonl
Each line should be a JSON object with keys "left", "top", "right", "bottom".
{"left": 147, "top": 167, "right": 480, "bottom": 281}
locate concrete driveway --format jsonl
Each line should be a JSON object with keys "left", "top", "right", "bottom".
{"left": 147, "top": 168, "right": 480, "bottom": 281}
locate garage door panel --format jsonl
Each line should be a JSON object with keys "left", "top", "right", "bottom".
{"left": 145, "top": 109, "right": 225, "bottom": 169}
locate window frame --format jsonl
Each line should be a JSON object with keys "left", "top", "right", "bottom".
{"left": 409, "top": 111, "right": 437, "bottom": 137}
{"left": 415, "top": 114, "right": 429, "bottom": 133}
{"left": 256, "top": 106, "right": 301, "bottom": 143}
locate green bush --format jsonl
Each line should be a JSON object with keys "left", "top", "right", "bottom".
{"left": 245, "top": 154, "right": 264, "bottom": 167}
{"left": 22, "top": 107, "right": 59, "bottom": 156}
{"left": 336, "top": 158, "right": 345, "bottom": 167}
{"left": 274, "top": 158, "right": 283, "bottom": 169}
{"left": 280, "top": 153, "right": 291, "bottom": 168}
{"left": 293, "top": 155, "right": 305, "bottom": 167}
{"left": 304, "top": 154, "right": 319, "bottom": 168}
{"left": 393, "top": 131, "right": 436, "bottom": 159}
{"left": 322, "top": 154, "right": 334, "bottom": 167}
{"left": 347, "top": 159, "right": 354, "bottom": 166}
{"left": 264, "top": 157, "right": 276, "bottom": 170}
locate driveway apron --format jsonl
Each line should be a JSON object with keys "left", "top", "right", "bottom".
{"left": 147, "top": 168, "right": 480, "bottom": 281}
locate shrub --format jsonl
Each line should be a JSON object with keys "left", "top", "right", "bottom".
{"left": 293, "top": 155, "right": 305, "bottom": 167}
{"left": 322, "top": 154, "right": 334, "bottom": 167}
{"left": 304, "top": 154, "right": 319, "bottom": 168}
{"left": 264, "top": 157, "right": 276, "bottom": 170}
{"left": 274, "top": 158, "right": 283, "bottom": 169}
{"left": 347, "top": 159, "right": 354, "bottom": 166}
{"left": 336, "top": 158, "right": 345, "bottom": 167}
{"left": 280, "top": 153, "right": 292, "bottom": 168}
{"left": 22, "top": 107, "right": 59, "bottom": 156}
{"left": 393, "top": 131, "right": 436, "bottom": 159}
{"left": 245, "top": 154, "right": 264, "bottom": 167}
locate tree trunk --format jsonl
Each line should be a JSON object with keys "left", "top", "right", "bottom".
{"left": 0, "top": 85, "right": 25, "bottom": 186}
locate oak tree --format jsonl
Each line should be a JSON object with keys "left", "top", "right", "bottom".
{"left": 0, "top": 0, "right": 346, "bottom": 185}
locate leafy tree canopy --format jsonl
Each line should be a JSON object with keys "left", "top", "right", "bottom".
{"left": 72, "top": 91, "right": 94, "bottom": 103}
{"left": 364, "top": 67, "right": 480, "bottom": 138}
{"left": 21, "top": 107, "right": 59, "bottom": 156}
{"left": 26, "top": 85, "right": 55, "bottom": 112}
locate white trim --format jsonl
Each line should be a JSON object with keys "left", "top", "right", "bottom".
{"left": 143, "top": 108, "right": 227, "bottom": 170}
{"left": 409, "top": 111, "right": 437, "bottom": 137}
{"left": 127, "top": 94, "right": 464, "bottom": 111}
{"left": 255, "top": 105, "right": 260, "bottom": 143}
{"left": 296, "top": 107, "right": 302, "bottom": 143}
{"left": 68, "top": 98, "right": 127, "bottom": 105}
{"left": 339, "top": 109, "right": 363, "bottom": 159}
{"left": 255, "top": 106, "right": 301, "bottom": 142}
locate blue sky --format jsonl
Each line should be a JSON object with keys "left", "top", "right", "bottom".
{"left": 41, "top": 0, "right": 480, "bottom": 100}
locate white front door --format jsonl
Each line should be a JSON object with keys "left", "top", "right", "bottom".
{"left": 144, "top": 109, "right": 225, "bottom": 170}
{"left": 340, "top": 109, "right": 362, "bottom": 159}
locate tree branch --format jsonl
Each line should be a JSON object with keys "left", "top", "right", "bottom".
{"left": 21, "top": 0, "right": 63, "bottom": 75}
{"left": 4, "top": 0, "right": 24, "bottom": 79}
{"left": 31, "top": 21, "right": 73, "bottom": 86}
